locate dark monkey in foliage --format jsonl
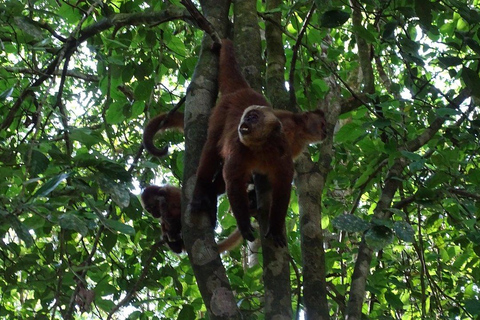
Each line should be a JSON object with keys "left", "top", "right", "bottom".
{"left": 141, "top": 185, "right": 242, "bottom": 253}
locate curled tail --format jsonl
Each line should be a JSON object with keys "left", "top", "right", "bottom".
{"left": 218, "top": 39, "right": 250, "bottom": 95}
{"left": 217, "top": 228, "right": 243, "bottom": 253}
{"left": 143, "top": 112, "right": 184, "bottom": 157}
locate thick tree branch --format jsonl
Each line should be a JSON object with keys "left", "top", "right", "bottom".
{"left": 78, "top": 7, "right": 190, "bottom": 43}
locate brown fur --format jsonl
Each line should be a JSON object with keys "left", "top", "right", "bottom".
{"left": 144, "top": 39, "right": 326, "bottom": 247}
{"left": 190, "top": 39, "right": 324, "bottom": 247}
{"left": 143, "top": 112, "right": 184, "bottom": 157}
{"left": 141, "top": 185, "right": 242, "bottom": 253}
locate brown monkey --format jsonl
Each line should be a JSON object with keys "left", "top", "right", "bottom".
{"left": 191, "top": 39, "right": 326, "bottom": 247}
{"left": 143, "top": 108, "right": 325, "bottom": 160}
{"left": 141, "top": 185, "right": 242, "bottom": 253}
{"left": 144, "top": 40, "right": 326, "bottom": 247}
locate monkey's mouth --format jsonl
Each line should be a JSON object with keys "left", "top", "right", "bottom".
{"left": 239, "top": 123, "right": 251, "bottom": 135}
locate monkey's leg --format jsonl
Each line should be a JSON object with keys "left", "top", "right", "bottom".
{"left": 265, "top": 160, "right": 294, "bottom": 247}
{"left": 224, "top": 161, "right": 255, "bottom": 242}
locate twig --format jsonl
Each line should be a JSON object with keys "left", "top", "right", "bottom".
{"left": 288, "top": 3, "right": 316, "bottom": 108}
{"left": 180, "top": 0, "right": 221, "bottom": 45}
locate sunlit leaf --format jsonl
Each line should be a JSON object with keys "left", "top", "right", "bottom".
{"left": 33, "top": 172, "right": 72, "bottom": 197}
{"left": 103, "top": 219, "right": 135, "bottom": 235}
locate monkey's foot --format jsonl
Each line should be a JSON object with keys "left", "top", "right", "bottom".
{"left": 238, "top": 222, "right": 255, "bottom": 242}
{"left": 167, "top": 239, "right": 184, "bottom": 254}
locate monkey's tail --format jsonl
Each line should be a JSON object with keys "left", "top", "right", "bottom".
{"left": 217, "top": 228, "right": 243, "bottom": 253}
{"left": 218, "top": 39, "right": 250, "bottom": 95}
{"left": 143, "top": 112, "right": 184, "bottom": 157}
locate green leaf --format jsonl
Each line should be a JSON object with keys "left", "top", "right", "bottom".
{"left": 33, "top": 172, "right": 72, "bottom": 198}
{"left": 462, "top": 67, "right": 480, "bottom": 98}
{"left": 437, "top": 56, "right": 463, "bottom": 67}
{"left": 435, "top": 108, "right": 460, "bottom": 118}
{"left": 364, "top": 226, "right": 394, "bottom": 250}
{"left": 134, "top": 79, "right": 155, "bottom": 101}
{"left": 465, "top": 299, "right": 480, "bottom": 315}
{"left": 352, "top": 25, "right": 376, "bottom": 43}
{"left": 58, "top": 212, "right": 88, "bottom": 236}
{"left": 320, "top": 10, "right": 350, "bottom": 28}
{"left": 334, "top": 122, "right": 365, "bottom": 143}
{"left": 332, "top": 215, "right": 369, "bottom": 233}
{"left": 4, "top": 212, "right": 34, "bottom": 248}
{"left": 393, "top": 221, "right": 415, "bottom": 242}
{"left": 385, "top": 292, "right": 404, "bottom": 309}
{"left": 382, "top": 21, "right": 397, "bottom": 40}
{"left": 103, "top": 219, "right": 135, "bottom": 235}
{"left": 106, "top": 102, "right": 126, "bottom": 124}
{"left": 177, "top": 304, "right": 195, "bottom": 320}
{"left": 0, "top": 87, "right": 14, "bottom": 100}
{"left": 70, "top": 128, "right": 105, "bottom": 148}
{"left": 27, "top": 150, "right": 50, "bottom": 177}
{"left": 414, "top": 0, "right": 434, "bottom": 29}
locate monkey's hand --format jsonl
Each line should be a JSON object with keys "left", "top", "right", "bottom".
{"left": 238, "top": 221, "right": 255, "bottom": 242}
{"left": 265, "top": 228, "right": 287, "bottom": 248}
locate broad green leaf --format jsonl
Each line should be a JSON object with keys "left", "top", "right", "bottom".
{"left": 382, "top": 21, "right": 397, "bottom": 40}
{"left": 334, "top": 122, "right": 365, "bottom": 143}
{"left": 106, "top": 102, "right": 126, "bottom": 124}
{"left": 27, "top": 149, "right": 49, "bottom": 177}
{"left": 33, "top": 172, "right": 72, "bottom": 197}
{"left": 320, "top": 10, "right": 350, "bottom": 28}
{"left": 438, "top": 56, "right": 463, "bottom": 67}
{"left": 134, "top": 79, "right": 155, "bottom": 101}
{"left": 103, "top": 219, "right": 134, "bottom": 235}
{"left": 70, "top": 128, "right": 105, "bottom": 148}
{"left": 58, "top": 212, "right": 88, "bottom": 236}
{"left": 0, "top": 87, "right": 14, "bottom": 100}
{"left": 364, "top": 226, "right": 394, "bottom": 250}
{"left": 393, "top": 221, "right": 415, "bottom": 242}
{"left": 465, "top": 299, "right": 480, "bottom": 315}
{"left": 462, "top": 67, "right": 480, "bottom": 98}
{"left": 4, "top": 212, "right": 34, "bottom": 248}
{"left": 332, "top": 215, "right": 369, "bottom": 233}
{"left": 177, "top": 305, "right": 195, "bottom": 320}
{"left": 352, "top": 25, "right": 376, "bottom": 43}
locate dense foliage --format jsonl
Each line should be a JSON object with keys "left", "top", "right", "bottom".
{"left": 1, "top": 0, "right": 480, "bottom": 319}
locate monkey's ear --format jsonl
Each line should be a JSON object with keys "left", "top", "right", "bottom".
{"left": 305, "top": 111, "right": 327, "bottom": 139}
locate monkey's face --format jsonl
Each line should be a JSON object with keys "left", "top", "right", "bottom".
{"left": 141, "top": 186, "right": 168, "bottom": 219}
{"left": 239, "top": 105, "right": 282, "bottom": 147}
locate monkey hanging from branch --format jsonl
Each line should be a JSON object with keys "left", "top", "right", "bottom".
{"left": 143, "top": 39, "right": 326, "bottom": 247}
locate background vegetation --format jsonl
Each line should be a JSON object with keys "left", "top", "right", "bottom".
{"left": 1, "top": 0, "right": 479, "bottom": 319}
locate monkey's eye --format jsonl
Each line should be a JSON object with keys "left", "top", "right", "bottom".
{"left": 244, "top": 111, "right": 259, "bottom": 123}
